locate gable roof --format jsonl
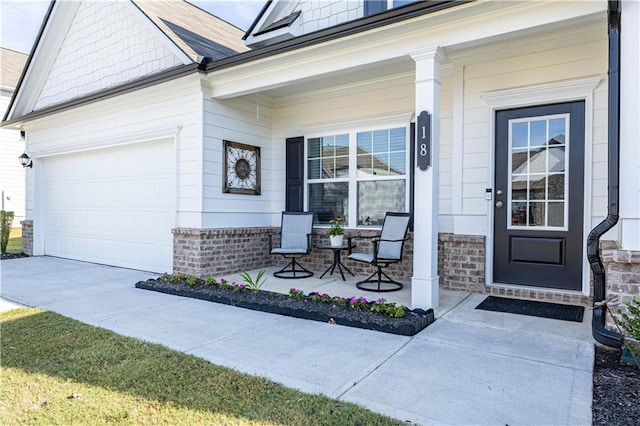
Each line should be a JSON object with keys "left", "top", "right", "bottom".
{"left": 3, "top": 0, "right": 249, "bottom": 125}
{"left": 0, "top": 48, "right": 29, "bottom": 91}
{"left": 133, "top": 0, "right": 250, "bottom": 62}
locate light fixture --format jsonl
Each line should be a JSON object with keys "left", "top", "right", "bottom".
{"left": 18, "top": 152, "right": 32, "bottom": 168}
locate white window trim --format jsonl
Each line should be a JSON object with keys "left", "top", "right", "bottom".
{"left": 303, "top": 114, "right": 412, "bottom": 229}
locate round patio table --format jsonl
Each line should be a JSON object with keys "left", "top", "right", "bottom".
{"left": 318, "top": 244, "right": 355, "bottom": 281}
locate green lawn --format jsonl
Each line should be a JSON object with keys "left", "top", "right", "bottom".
{"left": 7, "top": 227, "right": 22, "bottom": 254}
{"left": 0, "top": 308, "right": 403, "bottom": 425}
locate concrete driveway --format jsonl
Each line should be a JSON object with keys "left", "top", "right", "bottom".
{"left": 1, "top": 257, "right": 594, "bottom": 425}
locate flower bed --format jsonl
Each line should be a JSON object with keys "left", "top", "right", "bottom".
{"left": 135, "top": 274, "right": 435, "bottom": 336}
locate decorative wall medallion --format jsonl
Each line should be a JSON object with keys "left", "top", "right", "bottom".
{"left": 223, "top": 140, "right": 261, "bottom": 195}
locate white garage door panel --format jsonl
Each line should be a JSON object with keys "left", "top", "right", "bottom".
{"left": 44, "top": 141, "right": 175, "bottom": 272}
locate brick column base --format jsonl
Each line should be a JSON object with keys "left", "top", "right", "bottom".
{"left": 20, "top": 220, "right": 33, "bottom": 256}
{"left": 602, "top": 242, "right": 640, "bottom": 331}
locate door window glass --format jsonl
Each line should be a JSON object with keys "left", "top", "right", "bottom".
{"left": 508, "top": 115, "right": 568, "bottom": 230}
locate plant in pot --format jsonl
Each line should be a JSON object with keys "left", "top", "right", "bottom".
{"left": 328, "top": 216, "right": 344, "bottom": 247}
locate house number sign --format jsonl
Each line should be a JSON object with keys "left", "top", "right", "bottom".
{"left": 417, "top": 110, "right": 431, "bottom": 171}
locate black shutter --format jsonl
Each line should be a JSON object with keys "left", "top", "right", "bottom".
{"left": 364, "top": 0, "right": 387, "bottom": 17}
{"left": 285, "top": 136, "right": 305, "bottom": 212}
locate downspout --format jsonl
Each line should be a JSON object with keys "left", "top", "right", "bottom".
{"left": 586, "top": 0, "right": 622, "bottom": 348}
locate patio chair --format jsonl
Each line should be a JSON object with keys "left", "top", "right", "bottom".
{"left": 347, "top": 212, "right": 412, "bottom": 292}
{"left": 269, "top": 211, "right": 315, "bottom": 279}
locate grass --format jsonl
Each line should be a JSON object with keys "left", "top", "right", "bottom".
{"left": 6, "top": 227, "right": 22, "bottom": 254}
{"left": 0, "top": 308, "right": 403, "bottom": 426}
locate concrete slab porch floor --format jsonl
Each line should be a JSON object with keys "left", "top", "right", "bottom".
{"left": 1, "top": 257, "right": 594, "bottom": 425}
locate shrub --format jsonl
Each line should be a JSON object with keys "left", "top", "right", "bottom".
{"left": 621, "top": 299, "right": 640, "bottom": 364}
{"left": 0, "top": 211, "right": 14, "bottom": 254}
{"left": 204, "top": 277, "right": 218, "bottom": 286}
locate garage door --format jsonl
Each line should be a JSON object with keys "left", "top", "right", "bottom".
{"left": 44, "top": 141, "right": 175, "bottom": 272}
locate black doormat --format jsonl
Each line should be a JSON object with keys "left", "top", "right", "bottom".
{"left": 475, "top": 296, "right": 584, "bottom": 322}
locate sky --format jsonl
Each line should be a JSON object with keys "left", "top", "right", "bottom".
{"left": 0, "top": 0, "right": 265, "bottom": 54}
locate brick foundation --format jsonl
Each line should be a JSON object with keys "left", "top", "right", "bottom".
{"left": 20, "top": 220, "right": 33, "bottom": 256}
{"left": 438, "top": 232, "right": 591, "bottom": 306}
{"left": 173, "top": 227, "right": 277, "bottom": 277}
{"left": 601, "top": 242, "right": 640, "bottom": 331}
{"left": 172, "top": 227, "right": 414, "bottom": 280}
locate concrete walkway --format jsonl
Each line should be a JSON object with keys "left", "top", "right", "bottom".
{"left": 1, "top": 257, "right": 594, "bottom": 425}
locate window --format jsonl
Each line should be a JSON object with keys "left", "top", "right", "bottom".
{"left": 306, "top": 124, "right": 409, "bottom": 228}
{"left": 508, "top": 114, "right": 569, "bottom": 230}
{"left": 364, "top": 0, "right": 419, "bottom": 17}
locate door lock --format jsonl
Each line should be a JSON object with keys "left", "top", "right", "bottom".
{"left": 495, "top": 201, "right": 503, "bottom": 208}
{"left": 496, "top": 189, "right": 503, "bottom": 196}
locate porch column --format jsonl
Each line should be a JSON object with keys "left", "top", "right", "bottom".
{"left": 619, "top": 0, "right": 640, "bottom": 250}
{"left": 409, "top": 46, "right": 447, "bottom": 310}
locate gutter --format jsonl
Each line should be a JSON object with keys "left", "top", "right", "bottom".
{"left": 2, "top": 63, "right": 198, "bottom": 127}
{"left": 586, "top": 0, "right": 622, "bottom": 348}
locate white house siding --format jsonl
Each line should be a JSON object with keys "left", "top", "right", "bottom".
{"left": 23, "top": 75, "right": 204, "bottom": 267}
{"left": 202, "top": 95, "right": 274, "bottom": 227}
{"left": 34, "top": 0, "right": 183, "bottom": 111}
{"left": 0, "top": 90, "right": 25, "bottom": 223}
{"left": 453, "top": 20, "right": 609, "bottom": 238}
{"left": 298, "top": 0, "right": 362, "bottom": 34}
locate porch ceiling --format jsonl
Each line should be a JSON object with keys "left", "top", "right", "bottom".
{"left": 251, "top": 57, "right": 416, "bottom": 99}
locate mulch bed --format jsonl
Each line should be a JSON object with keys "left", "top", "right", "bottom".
{"left": 0, "top": 253, "right": 29, "bottom": 260}
{"left": 592, "top": 345, "right": 640, "bottom": 425}
{"left": 136, "top": 278, "right": 435, "bottom": 336}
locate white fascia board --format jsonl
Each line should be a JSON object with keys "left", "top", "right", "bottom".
{"left": 206, "top": 0, "right": 606, "bottom": 99}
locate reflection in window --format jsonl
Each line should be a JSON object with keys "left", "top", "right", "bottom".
{"left": 509, "top": 115, "right": 567, "bottom": 229}
{"left": 307, "top": 126, "right": 408, "bottom": 228}
{"left": 309, "top": 182, "right": 348, "bottom": 225}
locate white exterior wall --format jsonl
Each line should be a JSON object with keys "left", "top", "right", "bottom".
{"left": 298, "top": 0, "right": 362, "bottom": 34}
{"left": 35, "top": 0, "right": 183, "bottom": 110}
{"left": 23, "top": 75, "right": 204, "bottom": 237}
{"left": 454, "top": 20, "right": 609, "bottom": 237}
{"left": 0, "top": 90, "right": 25, "bottom": 223}
{"left": 265, "top": 19, "right": 609, "bottom": 243}
{"left": 202, "top": 95, "right": 275, "bottom": 227}
{"left": 272, "top": 73, "right": 416, "bottom": 224}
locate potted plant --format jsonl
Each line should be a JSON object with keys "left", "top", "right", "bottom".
{"left": 328, "top": 216, "right": 344, "bottom": 247}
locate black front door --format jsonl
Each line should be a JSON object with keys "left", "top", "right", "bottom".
{"left": 493, "top": 102, "right": 585, "bottom": 291}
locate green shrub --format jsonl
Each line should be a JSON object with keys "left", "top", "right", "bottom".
{"left": 621, "top": 299, "right": 640, "bottom": 363}
{"left": 0, "top": 211, "right": 14, "bottom": 254}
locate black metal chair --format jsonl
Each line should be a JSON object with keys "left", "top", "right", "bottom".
{"left": 269, "top": 211, "right": 315, "bottom": 279}
{"left": 347, "top": 212, "right": 411, "bottom": 292}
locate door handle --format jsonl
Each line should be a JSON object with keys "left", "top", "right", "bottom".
{"left": 495, "top": 201, "right": 503, "bottom": 208}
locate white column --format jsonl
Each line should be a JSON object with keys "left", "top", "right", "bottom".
{"left": 619, "top": 0, "right": 640, "bottom": 250}
{"left": 409, "top": 46, "right": 447, "bottom": 310}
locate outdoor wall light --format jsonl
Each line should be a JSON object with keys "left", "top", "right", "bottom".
{"left": 18, "top": 152, "right": 32, "bottom": 168}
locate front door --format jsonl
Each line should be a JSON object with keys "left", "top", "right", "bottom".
{"left": 493, "top": 102, "right": 585, "bottom": 291}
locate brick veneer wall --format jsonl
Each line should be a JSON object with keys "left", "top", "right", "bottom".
{"left": 601, "top": 242, "right": 640, "bottom": 331}
{"left": 172, "top": 226, "right": 414, "bottom": 280}
{"left": 20, "top": 220, "right": 33, "bottom": 256}
{"left": 172, "top": 226, "right": 596, "bottom": 306}
{"left": 173, "top": 227, "right": 277, "bottom": 277}
{"left": 438, "top": 233, "right": 591, "bottom": 306}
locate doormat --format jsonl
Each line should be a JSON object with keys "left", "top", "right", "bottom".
{"left": 475, "top": 296, "right": 584, "bottom": 322}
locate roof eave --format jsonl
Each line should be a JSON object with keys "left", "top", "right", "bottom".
{"left": 212, "top": 0, "right": 467, "bottom": 73}
{"left": 2, "top": 64, "right": 199, "bottom": 127}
